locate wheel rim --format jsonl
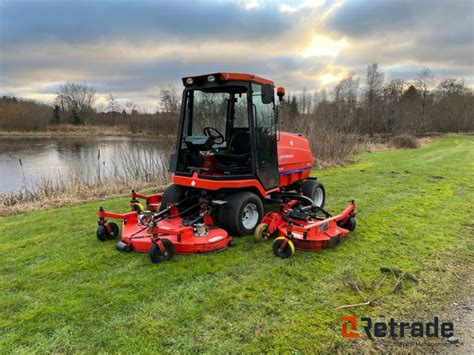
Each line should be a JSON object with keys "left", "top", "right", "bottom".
{"left": 242, "top": 203, "right": 259, "bottom": 229}
{"left": 313, "top": 187, "right": 324, "bottom": 207}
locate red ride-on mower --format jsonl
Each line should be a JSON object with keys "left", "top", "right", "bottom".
{"left": 97, "top": 191, "right": 233, "bottom": 263}
{"left": 96, "top": 72, "right": 334, "bottom": 263}
{"left": 254, "top": 195, "right": 356, "bottom": 258}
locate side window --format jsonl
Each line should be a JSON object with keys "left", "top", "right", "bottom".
{"left": 252, "top": 85, "right": 274, "bottom": 131}
{"left": 233, "top": 94, "right": 249, "bottom": 128}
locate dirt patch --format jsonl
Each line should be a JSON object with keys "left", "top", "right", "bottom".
{"left": 445, "top": 273, "right": 474, "bottom": 353}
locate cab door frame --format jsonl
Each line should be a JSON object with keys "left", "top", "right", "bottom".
{"left": 249, "top": 83, "right": 279, "bottom": 190}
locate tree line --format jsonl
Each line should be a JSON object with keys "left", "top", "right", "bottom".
{"left": 0, "top": 64, "right": 472, "bottom": 136}
{"left": 280, "top": 65, "right": 473, "bottom": 136}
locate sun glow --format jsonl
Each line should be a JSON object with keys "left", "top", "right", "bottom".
{"left": 242, "top": 1, "right": 259, "bottom": 10}
{"left": 319, "top": 71, "right": 347, "bottom": 85}
{"left": 302, "top": 35, "right": 348, "bottom": 58}
{"left": 279, "top": 0, "right": 325, "bottom": 13}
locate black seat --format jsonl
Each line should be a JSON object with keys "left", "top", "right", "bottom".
{"left": 215, "top": 131, "right": 251, "bottom": 174}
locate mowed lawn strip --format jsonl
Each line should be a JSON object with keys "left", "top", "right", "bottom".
{"left": 0, "top": 136, "right": 473, "bottom": 353}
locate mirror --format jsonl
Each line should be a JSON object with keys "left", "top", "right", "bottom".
{"left": 261, "top": 84, "right": 273, "bottom": 104}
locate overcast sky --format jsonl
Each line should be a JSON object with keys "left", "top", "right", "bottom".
{"left": 0, "top": 0, "right": 473, "bottom": 110}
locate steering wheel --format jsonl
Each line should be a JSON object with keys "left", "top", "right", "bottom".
{"left": 203, "top": 127, "right": 225, "bottom": 145}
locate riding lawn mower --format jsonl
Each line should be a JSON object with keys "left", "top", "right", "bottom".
{"left": 96, "top": 72, "right": 356, "bottom": 262}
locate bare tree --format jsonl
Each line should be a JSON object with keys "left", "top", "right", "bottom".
{"left": 159, "top": 85, "right": 180, "bottom": 114}
{"left": 299, "top": 87, "right": 311, "bottom": 115}
{"left": 333, "top": 74, "right": 359, "bottom": 131}
{"left": 56, "top": 82, "right": 96, "bottom": 124}
{"left": 364, "top": 64, "right": 384, "bottom": 136}
{"left": 125, "top": 100, "right": 138, "bottom": 115}
{"left": 435, "top": 79, "right": 472, "bottom": 131}
{"left": 415, "top": 68, "right": 435, "bottom": 130}
{"left": 107, "top": 93, "right": 120, "bottom": 125}
{"left": 107, "top": 93, "right": 120, "bottom": 113}
{"left": 383, "top": 79, "right": 406, "bottom": 134}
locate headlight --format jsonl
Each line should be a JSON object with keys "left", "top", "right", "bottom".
{"left": 186, "top": 77, "right": 194, "bottom": 85}
{"left": 207, "top": 75, "right": 216, "bottom": 83}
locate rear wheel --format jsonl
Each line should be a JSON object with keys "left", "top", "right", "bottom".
{"left": 302, "top": 180, "right": 325, "bottom": 208}
{"left": 159, "top": 184, "right": 186, "bottom": 212}
{"left": 219, "top": 191, "right": 264, "bottom": 236}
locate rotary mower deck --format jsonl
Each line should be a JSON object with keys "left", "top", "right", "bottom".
{"left": 97, "top": 191, "right": 356, "bottom": 263}
{"left": 97, "top": 190, "right": 233, "bottom": 263}
{"left": 255, "top": 196, "right": 356, "bottom": 258}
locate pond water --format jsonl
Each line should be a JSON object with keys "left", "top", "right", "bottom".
{"left": 0, "top": 137, "right": 173, "bottom": 194}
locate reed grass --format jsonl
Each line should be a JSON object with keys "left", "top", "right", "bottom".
{"left": 0, "top": 134, "right": 426, "bottom": 217}
{"left": 0, "top": 146, "right": 171, "bottom": 217}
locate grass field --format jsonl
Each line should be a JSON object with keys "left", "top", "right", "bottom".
{"left": 1, "top": 136, "right": 473, "bottom": 353}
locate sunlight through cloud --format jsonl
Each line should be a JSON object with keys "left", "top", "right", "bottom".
{"left": 303, "top": 35, "right": 348, "bottom": 58}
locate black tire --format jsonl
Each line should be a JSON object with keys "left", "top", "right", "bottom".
{"left": 272, "top": 238, "right": 295, "bottom": 258}
{"left": 218, "top": 191, "right": 264, "bottom": 236}
{"left": 159, "top": 184, "right": 186, "bottom": 212}
{"left": 148, "top": 239, "right": 174, "bottom": 263}
{"left": 96, "top": 222, "right": 119, "bottom": 241}
{"left": 302, "top": 179, "right": 325, "bottom": 208}
{"left": 338, "top": 217, "right": 356, "bottom": 231}
{"left": 96, "top": 225, "right": 107, "bottom": 241}
{"left": 131, "top": 202, "right": 145, "bottom": 213}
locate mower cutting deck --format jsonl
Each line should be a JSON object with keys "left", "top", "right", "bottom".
{"left": 255, "top": 196, "right": 356, "bottom": 258}
{"left": 97, "top": 191, "right": 233, "bottom": 263}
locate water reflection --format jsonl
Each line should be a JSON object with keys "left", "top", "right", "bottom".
{"left": 0, "top": 137, "right": 172, "bottom": 193}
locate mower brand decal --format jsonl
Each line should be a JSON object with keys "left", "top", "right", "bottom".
{"left": 278, "top": 154, "right": 294, "bottom": 161}
{"left": 208, "top": 236, "right": 224, "bottom": 243}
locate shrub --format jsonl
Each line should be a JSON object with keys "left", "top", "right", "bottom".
{"left": 390, "top": 135, "right": 419, "bottom": 149}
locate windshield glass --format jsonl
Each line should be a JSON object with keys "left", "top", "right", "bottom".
{"left": 182, "top": 86, "right": 248, "bottom": 147}
{"left": 192, "top": 91, "right": 228, "bottom": 136}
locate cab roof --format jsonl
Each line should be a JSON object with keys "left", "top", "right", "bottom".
{"left": 182, "top": 72, "right": 275, "bottom": 87}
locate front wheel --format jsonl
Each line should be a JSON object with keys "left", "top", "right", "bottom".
{"left": 219, "top": 191, "right": 264, "bottom": 236}
{"left": 96, "top": 222, "right": 119, "bottom": 241}
{"left": 254, "top": 223, "right": 270, "bottom": 242}
{"left": 272, "top": 237, "right": 295, "bottom": 258}
{"left": 302, "top": 180, "right": 325, "bottom": 208}
{"left": 338, "top": 217, "right": 356, "bottom": 231}
{"left": 148, "top": 239, "right": 174, "bottom": 263}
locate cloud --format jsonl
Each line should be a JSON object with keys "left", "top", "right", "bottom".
{"left": 0, "top": 0, "right": 293, "bottom": 45}
{"left": 0, "top": 0, "right": 472, "bottom": 109}
{"left": 323, "top": 0, "right": 474, "bottom": 68}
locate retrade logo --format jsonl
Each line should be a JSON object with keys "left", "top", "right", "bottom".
{"left": 341, "top": 316, "right": 361, "bottom": 338}
{"left": 341, "top": 316, "right": 454, "bottom": 339}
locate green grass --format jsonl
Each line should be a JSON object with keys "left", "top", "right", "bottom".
{"left": 1, "top": 136, "right": 473, "bottom": 353}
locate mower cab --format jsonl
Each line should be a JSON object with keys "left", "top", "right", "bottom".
{"left": 169, "top": 72, "right": 281, "bottom": 193}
